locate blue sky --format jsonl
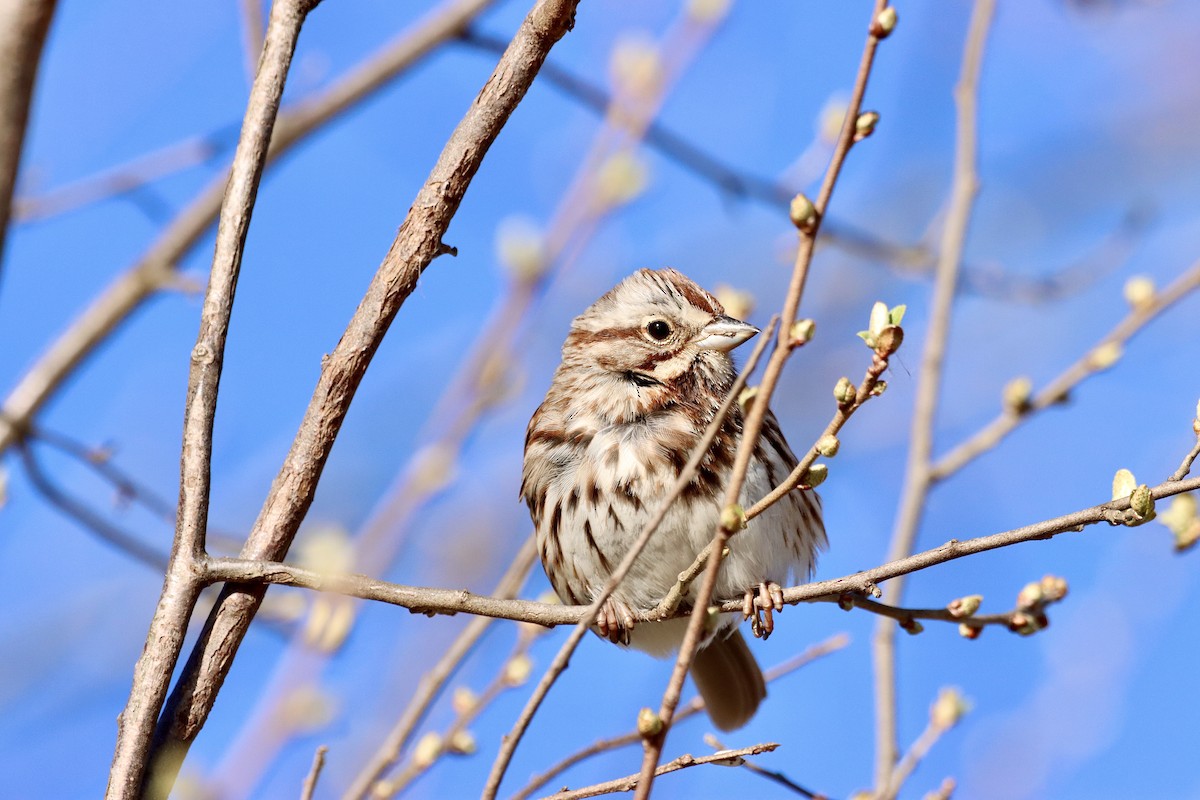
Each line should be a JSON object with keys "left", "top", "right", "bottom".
{"left": 2, "top": 1, "right": 1200, "bottom": 798}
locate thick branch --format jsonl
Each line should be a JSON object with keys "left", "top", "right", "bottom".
{"left": 0, "top": 0, "right": 56, "bottom": 277}
{"left": 146, "top": 0, "right": 581, "bottom": 792}
{"left": 106, "top": 1, "right": 316, "bottom": 796}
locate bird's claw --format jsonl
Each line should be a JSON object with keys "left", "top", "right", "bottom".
{"left": 595, "top": 597, "right": 636, "bottom": 646}
{"left": 743, "top": 581, "right": 785, "bottom": 640}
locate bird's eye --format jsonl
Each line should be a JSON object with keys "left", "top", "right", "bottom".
{"left": 646, "top": 320, "right": 672, "bottom": 341}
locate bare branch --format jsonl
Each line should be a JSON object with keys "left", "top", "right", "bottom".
{"left": 545, "top": 743, "right": 780, "bottom": 800}
{"left": 300, "top": 745, "right": 328, "bottom": 800}
{"left": 0, "top": 0, "right": 501, "bottom": 459}
{"left": 18, "top": 442, "right": 169, "bottom": 570}
{"left": 107, "top": 1, "right": 318, "bottom": 795}
{"left": 873, "top": 0, "right": 995, "bottom": 787}
{"left": 0, "top": 0, "right": 56, "bottom": 277}
{"left": 145, "top": 1, "right": 582, "bottom": 795}
{"left": 704, "top": 734, "right": 828, "bottom": 799}
{"left": 508, "top": 635, "right": 848, "bottom": 800}
{"left": 635, "top": 2, "right": 895, "bottom": 793}
{"left": 239, "top": 0, "right": 266, "bottom": 86}
{"left": 202, "top": 475, "right": 1200, "bottom": 629}
{"left": 931, "top": 256, "right": 1200, "bottom": 481}
{"left": 342, "top": 537, "right": 537, "bottom": 800}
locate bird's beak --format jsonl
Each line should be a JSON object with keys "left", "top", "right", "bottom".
{"left": 693, "top": 315, "right": 759, "bottom": 352}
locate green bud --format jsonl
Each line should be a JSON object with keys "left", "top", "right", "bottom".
{"left": 815, "top": 435, "right": 840, "bottom": 457}
{"left": 790, "top": 318, "right": 816, "bottom": 347}
{"left": 1131, "top": 484, "right": 1155, "bottom": 520}
{"left": 637, "top": 707, "right": 663, "bottom": 737}
{"left": 789, "top": 193, "right": 818, "bottom": 233}
{"left": 947, "top": 594, "right": 982, "bottom": 618}
{"left": 719, "top": 503, "right": 747, "bottom": 532}
{"left": 834, "top": 377, "right": 857, "bottom": 405}
{"left": 803, "top": 463, "right": 829, "bottom": 488}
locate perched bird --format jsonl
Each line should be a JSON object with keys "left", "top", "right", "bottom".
{"left": 521, "top": 268, "right": 825, "bottom": 730}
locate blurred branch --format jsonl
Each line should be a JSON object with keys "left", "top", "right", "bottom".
{"left": 481, "top": 315, "right": 775, "bottom": 800}
{"left": 0, "top": 0, "right": 501, "bottom": 459}
{"left": 873, "top": 0, "right": 993, "bottom": 788}
{"left": 931, "top": 256, "right": 1200, "bottom": 481}
{"left": 147, "top": 1, "right": 582, "bottom": 796}
{"left": 0, "top": 0, "right": 56, "bottom": 278}
{"left": 545, "top": 743, "right": 781, "bottom": 800}
{"left": 202, "top": 473, "right": 1200, "bottom": 627}
{"left": 883, "top": 690, "right": 964, "bottom": 800}
{"left": 375, "top": 620, "right": 550, "bottom": 798}
{"left": 18, "top": 441, "right": 169, "bottom": 570}
{"left": 13, "top": 132, "right": 231, "bottom": 223}
{"left": 635, "top": 2, "right": 896, "bottom": 793}
{"left": 511, "top": 635, "right": 848, "bottom": 800}
{"left": 240, "top": 0, "right": 266, "bottom": 86}
{"left": 107, "top": 1, "right": 318, "bottom": 796}
{"left": 28, "top": 423, "right": 245, "bottom": 552}
{"left": 342, "top": 538, "right": 538, "bottom": 800}
{"left": 455, "top": 26, "right": 1148, "bottom": 307}
{"left": 300, "top": 745, "right": 328, "bottom": 800}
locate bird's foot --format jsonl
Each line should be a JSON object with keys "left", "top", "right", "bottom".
{"left": 595, "top": 596, "right": 637, "bottom": 646}
{"left": 742, "top": 581, "right": 785, "bottom": 640}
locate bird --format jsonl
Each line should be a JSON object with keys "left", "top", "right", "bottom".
{"left": 521, "top": 267, "right": 825, "bottom": 730}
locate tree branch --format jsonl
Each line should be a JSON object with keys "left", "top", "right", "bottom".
{"left": 201, "top": 474, "right": 1200, "bottom": 628}
{"left": 143, "top": 1, "right": 581, "bottom": 796}
{"left": 510, "top": 635, "right": 848, "bottom": 800}
{"left": 873, "top": 0, "right": 994, "bottom": 788}
{"left": 0, "top": 0, "right": 56, "bottom": 279}
{"left": 0, "top": 0, "right": 501, "bottom": 459}
{"left": 546, "top": 743, "right": 780, "bottom": 800}
{"left": 930, "top": 256, "right": 1200, "bottom": 482}
{"left": 107, "top": 1, "right": 318, "bottom": 795}
{"left": 635, "top": 3, "right": 895, "bottom": 794}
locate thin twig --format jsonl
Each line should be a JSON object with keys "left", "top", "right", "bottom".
{"left": 704, "top": 734, "right": 829, "bottom": 799}
{"left": 147, "top": 2, "right": 582, "bottom": 797}
{"left": 1172, "top": 437, "right": 1200, "bottom": 483}
{"left": 106, "top": 2, "right": 319, "bottom": 797}
{"left": 480, "top": 317, "right": 776, "bottom": 800}
{"left": 637, "top": 5, "right": 894, "bottom": 789}
{"left": 203, "top": 475, "right": 1200, "bottom": 628}
{"left": 931, "top": 257, "right": 1200, "bottom": 482}
{"left": 341, "top": 538, "right": 537, "bottom": 800}
{"left": 0, "top": 0, "right": 56, "bottom": 277}
{"left": 453, "top": 28, "right": 1147, "bottom": 307}
{"left": 13, "top": 132, "right": 228, "bottom": 223}
{"left": 379, "top": 620, "right": 550, "bottom": 797}
{"left": 872, "top": 1, "right": 995, "bottom": 789}
{"left": 18, "top": 442, "right": 169, "bottom": 570}
{"left": 300, "top": 745, "right": 328, "bottom": 800}
{"left": 881, "top": 713, "right": 956, "bottom": 800}
{"left": 544, "top": 743, "right": 780, "bottom": 800}
{"left": 0, "top": 0, "right": 501, "bottom": 459}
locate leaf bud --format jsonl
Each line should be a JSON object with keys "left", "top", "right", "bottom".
{"left": 947, "top": 594, "right": 982, "bottom": 618}
{"left": 803, "top": 463, "right": 828, "bottom": 488}
{"left": 815, "top": 435, "right": 840, "bottom": 457}
{"left": 789, "top": 192, "right": 819, "bottom": 234}
{"left": 637, "top": 707, "right": 664, "bottom": 737}
{"left": 720, "top": 503, "right": 747, "bottom": 532}
{"left": 871, "top": 6, "right": 898, "bottom": 38}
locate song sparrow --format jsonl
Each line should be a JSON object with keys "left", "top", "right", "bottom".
{"left": 521, "top": 268, "right": 825, "bottom": 730}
